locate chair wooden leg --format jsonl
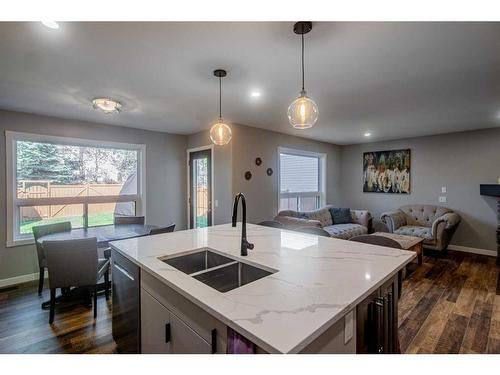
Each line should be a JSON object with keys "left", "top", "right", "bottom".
{"left": 104, "top": 269, "right": 110, "bottom": 301}
{"left": 49, "top": 288, "right": 56, "bottom": 324}
{"left": 93, "top": 287, "right": 98, "bottom": 319}
{"left": 38, "top": 267, "right": 45, "bottom": 295}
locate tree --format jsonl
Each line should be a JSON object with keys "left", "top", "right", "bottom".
{"left": 17, "top": 141, "right": 74, "bottom": 183}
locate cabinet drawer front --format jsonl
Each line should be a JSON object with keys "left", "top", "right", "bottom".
{"left": 141, "top": 290, "right": 171, "bottom": 354}
{"left": 170, "top": 313, "right": 212, "bottom": 354}
{"left": 141, "top": 270, "right": 226, "bottom": 349}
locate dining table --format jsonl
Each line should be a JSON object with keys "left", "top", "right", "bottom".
{"left": 37, "top": 223, "right": 156, "bottom": 309}
{"left": 36, "top": 223, "right": 156, "bottom": 248}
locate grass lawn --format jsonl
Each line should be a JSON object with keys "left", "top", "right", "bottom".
{"left": 196, "top": 216, "right": 208, "bottom": 228}
{"left": 20, "top": 212, "right": 115, "bottom": 234}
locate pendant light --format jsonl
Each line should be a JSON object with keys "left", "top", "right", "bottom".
{"left": 288, "top": 21, "right": 318, "bottom": 129}
{"left": 210, "top": 69, "right": 232, "bottom": 145}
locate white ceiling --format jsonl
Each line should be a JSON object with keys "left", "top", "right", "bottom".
{"left": 1, "top": 22, "right": 500, "bottom": 145}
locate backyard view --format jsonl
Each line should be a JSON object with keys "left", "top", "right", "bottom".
{"left": 16, "top": 140, "right": 138, "bottom": 234}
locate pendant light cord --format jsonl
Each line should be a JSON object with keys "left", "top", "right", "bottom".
{"left": 301, "top": 33, "right": 305, "bottom": 92}
{"left": 219, "top": 76, "right": 222, "bottom": 118}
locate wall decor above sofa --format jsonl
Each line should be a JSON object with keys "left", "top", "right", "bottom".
{"left": 363, "top": 149, "right": 411, "bottom": 194}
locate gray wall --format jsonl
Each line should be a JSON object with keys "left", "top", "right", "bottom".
{"left": 231, "top": 124, "right": 342, "bottom": 224}
{"left": 188, "top": 124, "right": 343, "bottom": 225}
{"left": 0, "top": 110, "right": 187, "bottom": 281}
{"left": 339, "top": 128, "right": 500, "bottom": 251}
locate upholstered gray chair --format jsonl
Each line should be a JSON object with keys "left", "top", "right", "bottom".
{"left": 32, "top": 222, "right": 72, "bottom": 295}
{"left": 294, "top": 226, "right": 331, "bottom": 237}
{"left": 381, "top": 205, "right": 461, "bottom": 251}
{"left": 349, "top": 234, "right": 403, "bottom": 249}
{"left": 149, "top": 223, "right": 175, "bottom": 235}
{"left": 258, "top": 220, "right": 284, "bottom": 228}
{"left": 349, "top": 235, "right": 405, "bottom": 300}
{"left": 43, "top": 237, "right": 110, "bottom": 324}
{"left": 114, "top": 216, "right": 145, "bottom": 225}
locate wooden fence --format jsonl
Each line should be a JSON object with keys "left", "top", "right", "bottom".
{"left": 196, "top": 186, "right": 208, "bottom": 217}
{"left": 18, "top": 182, "right": 124, "bottom": 220}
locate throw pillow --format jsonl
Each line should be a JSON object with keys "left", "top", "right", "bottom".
{"left": 330, "top": 208, "right": 352, "bottom": 224}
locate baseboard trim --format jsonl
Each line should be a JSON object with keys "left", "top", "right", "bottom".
{"left": 447, "top": 244, "right": 497, "bottom": 257}
{"left": 0, "top": 272, "right": 45, "bottom": 288}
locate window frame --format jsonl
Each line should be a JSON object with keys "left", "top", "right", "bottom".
{"left": 277, "top": 146, "right": 326, "bottom": 213}
{"left": 6, "top": 131, "right": 146, "bottom": 247}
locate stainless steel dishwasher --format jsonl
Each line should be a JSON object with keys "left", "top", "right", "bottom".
{"left": 112, "top": 249, "right": 141, "bottom": 353}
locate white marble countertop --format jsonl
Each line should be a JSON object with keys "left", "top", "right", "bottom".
{"left": 110, "top": 223, "right": 416, "bottom": 353}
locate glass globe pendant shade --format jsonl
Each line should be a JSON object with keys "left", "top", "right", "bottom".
{"left": 287, "top": 90, "right": 318, "bottom": 129}
{"left": 210, "top": 118, "right": 232, "bottom": 145}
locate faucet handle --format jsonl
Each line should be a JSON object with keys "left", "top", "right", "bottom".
{"left": 247, "top": 242, "right": 254, "bottom": 250}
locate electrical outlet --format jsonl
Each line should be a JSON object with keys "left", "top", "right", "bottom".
{"left": 439, "top": 196, "right": 447, "bottom": 203}
{"left": 441, "top": 186, "right": 447, "bottom": 193}
{"left": 215, "top": 200, "right": 219, "bottom": 208}
{"left": 344, "top": 310, "right": 354, "bottom": 344}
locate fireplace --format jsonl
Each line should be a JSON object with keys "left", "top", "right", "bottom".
{"left": 480, "top": 184, "right": 500, "bottom": 262}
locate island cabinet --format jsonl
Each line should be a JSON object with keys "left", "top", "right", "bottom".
{"left": 140, "top": 270, "right": 228, "bottom": 354}
{"left": 356, "top": 274, "right": 399, "bottom": 354}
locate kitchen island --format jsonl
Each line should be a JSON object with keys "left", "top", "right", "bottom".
{"left": 109, "top": 223, "right": 415, "bottom": 354}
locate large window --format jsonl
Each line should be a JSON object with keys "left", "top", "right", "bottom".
{"left": 278, "top": 147, "right": 326, "bottom": 212}
{"left": 6, "top": 131, "right": 145, "bottom": 246}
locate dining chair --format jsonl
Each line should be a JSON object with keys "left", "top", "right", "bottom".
{"left": 43, "top": 237, "right": 110, "bottom": 324}
{"left": 114, "top": 215, "right": 145, "bottom": 225}
{"left": 149, "top": 223, "right": 176, "bottom": 235}
{"left": 349, "top": 234, "right": 402, "bottom": 249}
{"left": 32, "top": 221, "right": 72, "bottom": 295}
{"left": 294, "top": 226, "right": 331, "bottom": 237}
{"left": 257, "top": 220, "right": 284, "bottom": 228}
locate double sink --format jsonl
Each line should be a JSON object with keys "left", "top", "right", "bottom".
{"left": 159, "top": 248, "right": 276, "bottom": 293}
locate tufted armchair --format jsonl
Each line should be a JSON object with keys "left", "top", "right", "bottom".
{"left": 380, "top": 205, "right": 461, "bottom": 251}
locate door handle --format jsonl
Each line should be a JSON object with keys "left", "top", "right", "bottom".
{"left": 165, "top": 323, "right": 171, "bottom": 343}
{"left": 374, "top": 297, "right": 385, "bottom": 353}
{"left": 113, "top": 263, "right": 135, "bottom": 281}
{"left": 211, "top": 329, "right": 217, "bottom": 354}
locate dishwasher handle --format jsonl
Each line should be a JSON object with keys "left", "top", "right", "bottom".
{"left": 114, "top": 263, "right": 135, "bottom": 281}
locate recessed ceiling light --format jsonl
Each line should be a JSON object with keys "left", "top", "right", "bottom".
{"left": 92, "top": 98, "right": 122, "bottom": 114}
{"left": 41, "top": 21, "right": 59, "bottom": 30}
{"left": 250, "top": 91, "right": 261, "bottom": 98}
{"left": 364, "top": 132, "right": 371, "bottom": 137}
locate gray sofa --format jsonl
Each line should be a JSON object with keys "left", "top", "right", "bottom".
{"left": 380, "top": 204, "right": 461, "bottom": 251}
{"left": 274, "top": 205, "right": 372, "bottom": 240}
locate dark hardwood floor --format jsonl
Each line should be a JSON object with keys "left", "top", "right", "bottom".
{"left": 0, "top": 282, "right": 115, "bottom": 353}
{"left": 0, "top": 250, "right": 498, "bottom": 354}
{"left": 399, "top": 250, "right": 500, "bottom": 353}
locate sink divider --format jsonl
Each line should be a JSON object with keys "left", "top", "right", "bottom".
{"left": 188, "top": 260, "right": 239, "bottom": 278}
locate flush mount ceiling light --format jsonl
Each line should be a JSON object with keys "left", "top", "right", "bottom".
{"left": 288, "top": 21, "right": 318, "bottom": 130}
{"left": 364, "top": 132, "right": 372, "bottom": 137}
{"left": 41, "top": 21, "right": 59, "bottom": 30}
{"left": 209, "top": 69, "right": 232, "bottom": 146}
{"left": 92, "top": 97, "right": 122, "bottom": 114}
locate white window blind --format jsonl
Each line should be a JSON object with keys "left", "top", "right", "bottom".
{"left": 278, "top": 148, "right": 326, "bottom": 212}
{"left": 279, "top": 153, "right": 319, "bottom": 193}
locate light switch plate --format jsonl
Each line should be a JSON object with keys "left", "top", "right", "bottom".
{"left": 215, "top": 200, "right": 219, "bottom": 208}
{"left": 441, "top": 186, "right": 447, "bottom": 193}
{"left": 439, "top": 196, "right": 447, "bottom": 203}
{"left": 344, "top": 310, "right": 354, "bottom": 344}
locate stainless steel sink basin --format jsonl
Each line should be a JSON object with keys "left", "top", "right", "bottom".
{"left": 193, "top": 261, "right": 275, "bottom": 293}
{"left": 159, "top": 248, "right": 233, "bottom": 275}
{"left": 158, "top": 248, "right": 276, "bottom": 293}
